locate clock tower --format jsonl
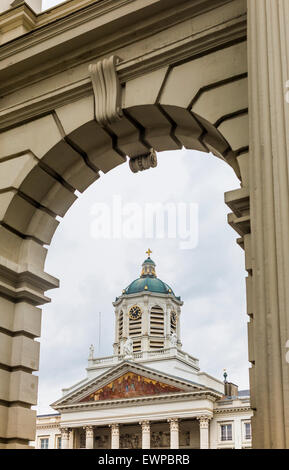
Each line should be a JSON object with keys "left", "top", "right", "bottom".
{"left": 112, "top": 251, "right": 183, "bottom": 355}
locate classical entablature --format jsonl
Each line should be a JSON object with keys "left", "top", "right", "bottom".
{"left": 214, "top": 406, "right": 251, "bottom": 415}
{"left": 0, "top": 0, "right": 288, "bottom": 450}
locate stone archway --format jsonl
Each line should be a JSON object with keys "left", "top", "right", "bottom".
{"left": 0, "top": 0, "right": 288, "bottom": 449}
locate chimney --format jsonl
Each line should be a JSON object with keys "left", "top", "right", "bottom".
{"left": 224, "top": 381, "right": 239, "bottom": 397}
{"left": 223, "top": 369, "right": 238, "bottom": 397}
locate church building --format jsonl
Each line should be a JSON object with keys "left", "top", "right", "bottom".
{"left": 35, "top": 252, "right": 252, "bottom": 449}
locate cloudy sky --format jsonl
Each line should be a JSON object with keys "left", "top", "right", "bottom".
{"left": 42, "top": 0, "right": 63, "bottom": 9}
{"left": 36, "top": 147, "right": 249, "bottom": 415}
{"left": 35, "top": 0, "right": 249, "bottom": 416}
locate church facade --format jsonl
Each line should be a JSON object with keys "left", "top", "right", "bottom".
{"left": 35, "top": 253, "right": 252, "bottom": 449}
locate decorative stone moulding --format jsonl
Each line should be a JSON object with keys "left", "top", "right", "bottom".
{"left": 129, "top": 148, "right": 158, "bottom": 173}
{"left": 89, "top": 55, "right": 123, "bottom": 126}
{"left": 197, "top": 416, "right": 212, "bottom": 428}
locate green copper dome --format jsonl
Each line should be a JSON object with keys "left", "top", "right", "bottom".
{"left": 122, "top": 251, "right": 180, "bottom": 299}
{"left": 142, "top": 257, "right": 155, "bottom": 265}
{"left": 125, "top": 277, "right": 175, "bottom": 295}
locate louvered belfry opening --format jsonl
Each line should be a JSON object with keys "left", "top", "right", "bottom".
{"left": 150, "top": 305, "right": 164, "bottom": 349}
{"left": 129, "top": 315, "right": 142, "bottom": 352}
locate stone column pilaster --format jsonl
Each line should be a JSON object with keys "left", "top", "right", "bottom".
{"left": 176, "top": 308, "right": 181, "bottom": 344}
{"left": 61, "top": 428, "right": 70, "bottom": 449}
{"left": 84, "top": 426, "right": 94, "bottom": 449}
{"left": 110, "top": 424, "right": 120, "bottom": 449}
{"left": 0, "top": 259, "right": 58, "bottom": 448}
{"left": 234, "top": 418, "right": 243, "bottom": 449}
{"left": 247, "top": 0, "right": 289, "bottom": 448}
{"left": 168, "top": 418, "right": 179, "bottom": 449}
{"left": 140, "top": 421, "right": 150, "bottom": 449}
{"left": 114, "top": 310, "right": 119, "bottom": 350}
{"left": 164, "top": 306, "right": 169, "bottom": 349}
{"left": 197, "top": 417, "right": 211, "bottom": 449}
{"left": 123, "top": 307, "right": 129, "bottom": 339}
{"left": 68, "top": 428, "right": 74, "bottom": 449}
{"left": 141, "top": 298, "right": 149, "bottom": 352}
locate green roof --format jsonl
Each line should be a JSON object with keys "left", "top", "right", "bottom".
{"left": 124, "top": 276, "right": 175, "bottom": 296}
{"left": 121, "top": 254, "right": 181, "bottom": 299}
{"left": 143, "top": 257, "right": 156, "bottom": 266}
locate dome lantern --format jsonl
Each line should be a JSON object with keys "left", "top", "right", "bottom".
{"left": 141, "top": 249, "right": 156, "bottom": 278}
{"left": 122, "top": 250, "right": 180, "bottom": 298}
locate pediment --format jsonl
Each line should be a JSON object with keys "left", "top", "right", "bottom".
{"left": 52, "top": 361, "right": 205, "bottom": 409}
{"left": 80, "top": 372, "right": 183, "bottom": 403}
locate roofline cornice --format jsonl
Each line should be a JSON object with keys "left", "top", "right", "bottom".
{"left": 53, "top": 389, "right": 222, "bottom": 412}
{"left": 113, "top": 291, "right": 183, "bottom": 306}
{"left": 36, "top": 424, "right": 60, "bottom": 430}
{"left": 214, "top": 406, "right": 252, "bottom": 414}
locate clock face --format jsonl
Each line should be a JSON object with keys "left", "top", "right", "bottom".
{"left": 129, "top": 305, "right": 142, "bottom": 320}
{"left": 171, "top": 311, "right": 177, "bottom": 325}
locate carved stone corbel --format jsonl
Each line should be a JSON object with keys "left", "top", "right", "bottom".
{"left": 89, "top": 55, "right": 123, "bottom": 126}
{"left": 129, "top": 148, "right": 158, "bottom": 173}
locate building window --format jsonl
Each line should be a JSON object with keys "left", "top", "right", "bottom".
{"left": 220, "top": 424, "right": 233, "bottom": 441}
{"left": 40, "top": 438, "right": 49, "bottom": 449}
{"left": 56, "top": 436, "right": 62, "bottom": 449}
{"left": 244, "top": 422, "right": 252, "bottom": 440}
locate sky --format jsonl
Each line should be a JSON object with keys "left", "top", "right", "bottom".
{"left": 36, "top": 148, "right": 250, "bottom": 415}
{"left": 42, "top": 0, "right": 64, "bottom": 9}
{"left": 35, "top": 0, "right": 250, "bottom": 416}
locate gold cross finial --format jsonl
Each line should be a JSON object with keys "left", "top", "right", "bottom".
{"left": 146, "top": 248, "right": 152, "bottom": 258}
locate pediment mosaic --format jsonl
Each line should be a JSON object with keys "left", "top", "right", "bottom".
{"left": 80, "top": 372, "right": 183, "bottom": 402}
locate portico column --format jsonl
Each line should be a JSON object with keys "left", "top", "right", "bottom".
{"left": 84, "top": 426, "right": 94, "bottom": 449}
{"left": 110, "top": 424, "right": 120, "bottom": 449}
{"left": 68, "top": 429, "right": 74, "bottom": 449}
{"left": 197, "top": 417, "right": 210, "bottom": 449}
{"left": 140, "top": 421, "right": 150, "bottom": 449}
{"left": 168, "top": 418, "right": 179, "bottom": 449}
{"left": 60, "top": 428, "right": 70, "bottom": 449}
{"left": 247, "top": 0, "right": 289, "bottom": 448}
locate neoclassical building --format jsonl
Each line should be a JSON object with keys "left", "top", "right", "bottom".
{"left": 36, "top": 252, "right": 252, "bottom": 449}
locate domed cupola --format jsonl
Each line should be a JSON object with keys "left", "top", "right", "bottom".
{"left": 123, "top": 250, "right": 179, "bottom": 299}
{"left": 141, "top": 252, "right": 156, "bottom": 277}
{"left": 112, "top": 250, "right": 183, "bottom": 355}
